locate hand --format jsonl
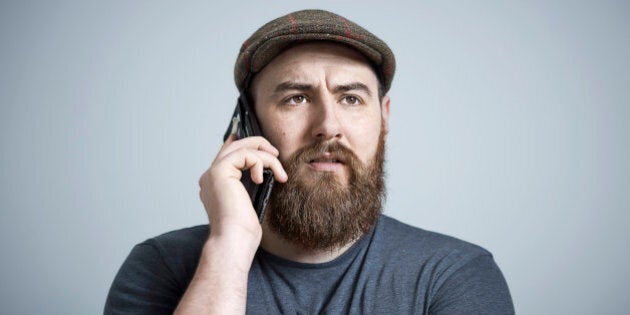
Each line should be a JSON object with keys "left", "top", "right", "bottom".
{"left": 175, "top": 135, "right": 287, "bottom": 314}
{"left": 198, "top": 134, "right": 288, "bottom": 248}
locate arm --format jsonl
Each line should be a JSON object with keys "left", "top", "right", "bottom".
{"left": 429, "top": 255, "right": 515, "bottom": 315}
{"left": 174, "top": 135, "right": 287, "bottom": 314}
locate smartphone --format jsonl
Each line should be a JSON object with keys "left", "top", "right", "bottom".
{"left": 223, "top": 93, "right": 275, "bottom": 222}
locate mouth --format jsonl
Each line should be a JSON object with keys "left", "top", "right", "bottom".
{"left": 307, "top": 152, "right": 345, "bottom": 172}
{"left": 308, "top": 152, "right": 344, "bottom": 164}
{"left": 308, "top": 158, "right": 343, "bottom": 164}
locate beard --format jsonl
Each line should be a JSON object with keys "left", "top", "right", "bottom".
{"left": 266, "top": 130, "right": 386, "bottom": 251}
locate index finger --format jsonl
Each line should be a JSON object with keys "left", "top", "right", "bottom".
{"left": 217, "top": 136, "right": 279, "bottom": 160}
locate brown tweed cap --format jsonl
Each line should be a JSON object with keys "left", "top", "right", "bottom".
{"left": 234, "top": 9, "right": 396, "bottom": 94}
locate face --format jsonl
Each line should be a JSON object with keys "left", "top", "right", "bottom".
{"left": 251, "top": 42, "right": 391, "bottom": 250}
{"left": 251, "top": 42, "right": 390, "bottom": 184}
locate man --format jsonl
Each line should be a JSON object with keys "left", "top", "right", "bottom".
{"left": 105, "top": 9, "right": 514, "bottom": 314}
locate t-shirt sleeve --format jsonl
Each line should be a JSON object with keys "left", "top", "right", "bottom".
{"left": 104, "top": 241, "right": 183, "bottom": 314}
{"left": 429, "top": 254, "right": 515, "bottom": 315}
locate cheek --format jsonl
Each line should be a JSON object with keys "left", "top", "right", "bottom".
{"left": 343, "top": 113, "right": 383, "bottom": 161}
{"left": 257, "top": 106, "right": 299, "bottom": 158}
{"left": 354, "top": 129, "right": 381, "bottom": 163}
{"left": 264, "top": 119, "right": 306, "bottom": 162}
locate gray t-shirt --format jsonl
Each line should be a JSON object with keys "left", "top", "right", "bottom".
{"left": 105, "top": 215, "right": 514, "bottom": 314}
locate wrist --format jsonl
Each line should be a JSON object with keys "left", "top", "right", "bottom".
{"left": 204, "top": 230, "right": 260, "bottom": 273}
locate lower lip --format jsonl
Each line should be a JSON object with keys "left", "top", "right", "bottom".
{"left": 307, "top": 162, "right": 345, "bottom": 172}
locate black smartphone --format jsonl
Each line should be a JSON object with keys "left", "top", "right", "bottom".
{"left": 223, "top": 93, "right": 274, "bottom": 222}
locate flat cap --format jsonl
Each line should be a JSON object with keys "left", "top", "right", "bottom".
{"left": 234, "top": 9, "right": 396, "bottom": 94}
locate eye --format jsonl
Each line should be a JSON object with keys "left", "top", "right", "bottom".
{"left": 284, "top": 95, "right": 308, "bottom": 106}
{"left": 341, "top": 95, "right": 362, "bottom": 106}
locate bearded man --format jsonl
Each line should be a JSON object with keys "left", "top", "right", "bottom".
{"left": 105, "top": 9, "right": 514, "bottom": 314}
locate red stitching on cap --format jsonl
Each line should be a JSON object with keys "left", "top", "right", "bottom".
{"left": 338, "top": 17, "right": 367, "bottom": 40}
{"left": 340, "top": 17, "right": 351, "bottom": 38}
{"left": 288, "top": 14, "right": 297, "bottom": 33}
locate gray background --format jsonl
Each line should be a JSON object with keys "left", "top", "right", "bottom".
{"left": 1, "top": 0, "right": 628, "bottom": 313}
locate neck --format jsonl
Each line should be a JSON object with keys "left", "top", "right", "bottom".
{"left": 260, "top": 222, "right": 356, "bottom": 264}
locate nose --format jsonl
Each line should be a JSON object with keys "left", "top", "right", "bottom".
{"left": 310, "top": 97, "right": 342, "bottom": 141}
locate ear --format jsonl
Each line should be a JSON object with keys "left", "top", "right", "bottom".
{"left": 381, "top": 95, "right": 391, "bottom": 133}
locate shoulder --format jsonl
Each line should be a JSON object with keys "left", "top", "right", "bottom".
{"left": 375, "top": 215, "right": 491, "bottom": 260}
{"left": 140, "top": 225, "right": 209, "bottom": 273}
{"left": 125, "top": 225, "right": 209, "bottom": 287}
{"left": 370, "top": 215, "right": 497, "bottom": 285}
{"left": 105, "top": 225, "right": 209, "bottom": 313}
{"left": 144, "top": 225, "right": 209, "bottom": 252}
{"left": 123, "top": 224, "right": 209, "bottom": 277}
{"left": 370, "top": 216, "right": 514, "bottom": 313}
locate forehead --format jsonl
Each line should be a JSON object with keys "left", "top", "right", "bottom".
{"left": 250, "top": 42, "right": 379, "bottom": 95}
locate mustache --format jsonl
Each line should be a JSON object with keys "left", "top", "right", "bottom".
{"left": 290, "top": 140, "right": 361, "bottom": 168}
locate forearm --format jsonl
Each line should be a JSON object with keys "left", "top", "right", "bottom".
{"left": 174, "top": 234, "right": 259, "bottom": 314}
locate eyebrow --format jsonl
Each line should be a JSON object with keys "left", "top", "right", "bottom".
{"left": 272, "top": 81, "right": 372, "bottom": 97}
{"left": 332, "top": 82, "right": 372, "bottom": 97}
{"left": 273, "top": 81, "right": 313, "bottom": 95}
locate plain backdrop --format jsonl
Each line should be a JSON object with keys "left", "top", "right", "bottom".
{"left": 1, "top": 1, "right": 629, "bottom": 314}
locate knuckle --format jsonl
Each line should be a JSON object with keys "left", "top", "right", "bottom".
{"left": 198, "top": 171, "right": 212, "bottom": 187}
